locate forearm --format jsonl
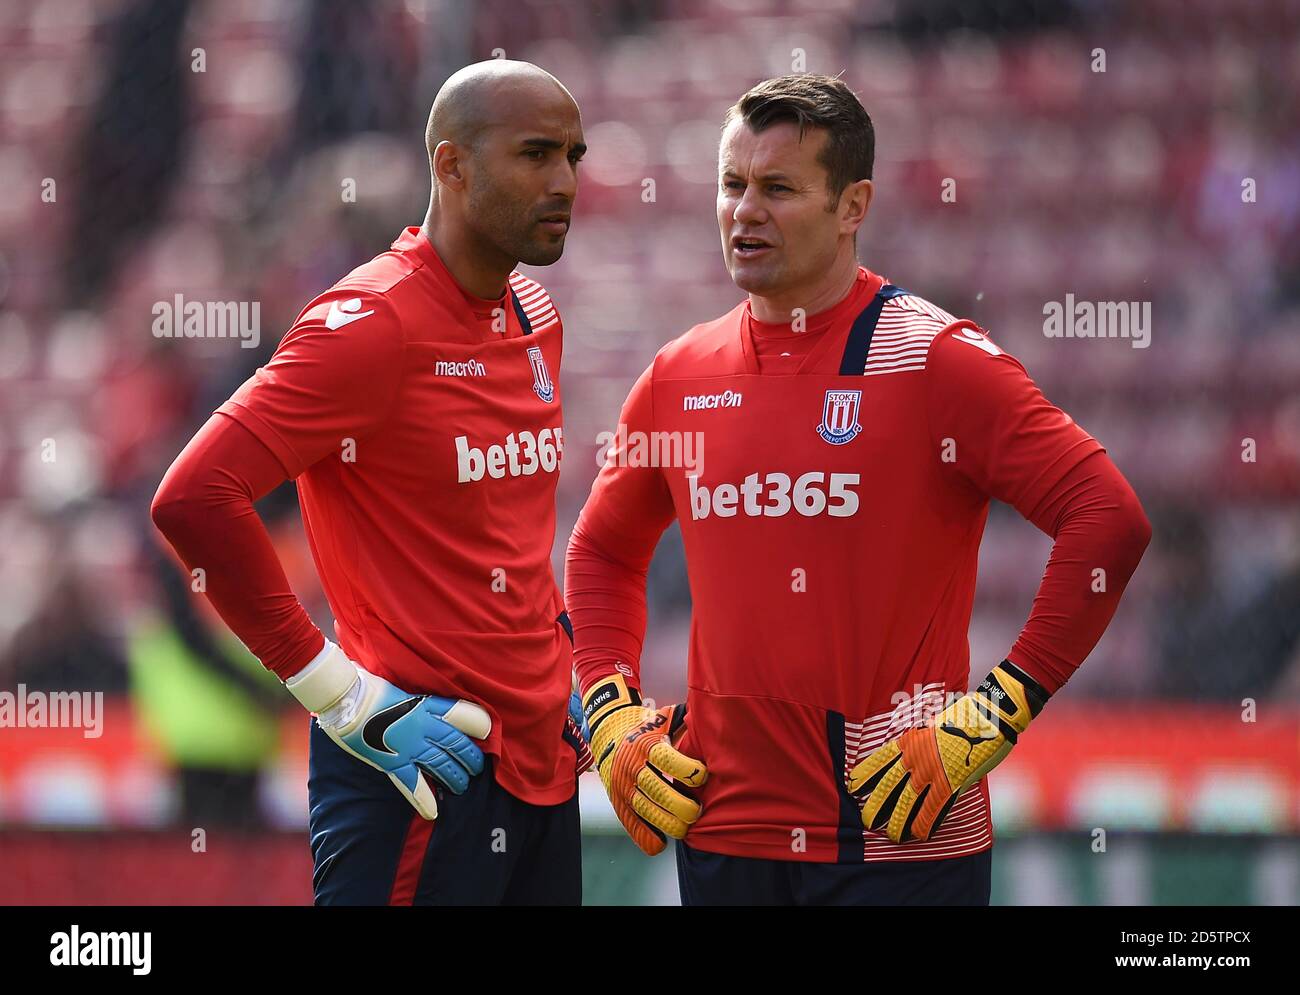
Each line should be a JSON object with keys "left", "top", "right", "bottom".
{"left": 1008, "top": 452, "right": 1153, "bottom": 693}
{"left": 150, "top": 413, "right": 325, "bottom": 679}
{"left": 564, "top": 518, "right": 655, "bottom": 692}
{"left": 568, "top": 509, "right": 705, "bottom": 857}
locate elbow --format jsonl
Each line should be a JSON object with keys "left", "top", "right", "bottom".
{"left": 149, "top": 483, "right": 180, "bottom": 541}
{"left": 150, "top": 472, "right": 196, "bottom": 544}
{"left": 563, "top": 520, "right": 601, "bottom": 599}
{"left": 565, "top": 518, "right": 595, "bottom": 561}
{"left": 566, "top": 515, "right": 612, "bottom": 572}
{"left": 567, "top": 515, "right": 646, "bottom": 575}
{"left": 1115, "top": 482, "right": 1153, "bottom": 571}
{"left": 1132, "top": 504, "right": 1153, "bottom": 556}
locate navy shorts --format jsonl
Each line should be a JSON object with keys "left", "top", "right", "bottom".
{"left": 675, "top": 841, "right": 992, "bottom": 906}
{"left": 307, "top": 718, "right": 581, "bottom": 905}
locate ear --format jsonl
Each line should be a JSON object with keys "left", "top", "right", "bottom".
{"left": 839, "top": 178, "right": 873, "bottom": 237}
{"left": 432, "top": 140, "right": 467, "bottom": 192}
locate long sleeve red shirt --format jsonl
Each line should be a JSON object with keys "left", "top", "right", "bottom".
{"left": 563, "top": 269, "right": 1151, "bottom": 861}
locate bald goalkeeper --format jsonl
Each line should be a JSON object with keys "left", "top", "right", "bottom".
{"left": 151, "top": 61, "right": 590, "bottom": 905}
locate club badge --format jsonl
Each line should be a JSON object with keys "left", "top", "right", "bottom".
{"left": 528, "top": 345, "right": 555, "bottom": 403}
{"left": 817, "top": 389, "right": 862, "bottom": 445}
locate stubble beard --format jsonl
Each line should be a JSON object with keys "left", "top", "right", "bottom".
{"left": 469, "top": 179, "right": 565, "bottom": 268}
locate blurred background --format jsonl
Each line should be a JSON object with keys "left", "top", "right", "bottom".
{"left": 0, "top": 0, "right": 1297, "bottom": 905}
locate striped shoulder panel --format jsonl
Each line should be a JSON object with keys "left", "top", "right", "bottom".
{"left": 508, "top": 271, "right": 560, "bottom": 332}
{"left": 862, "top": 292, "right": 958, "bottom": 377}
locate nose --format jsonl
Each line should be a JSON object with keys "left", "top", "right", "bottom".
{"left": 548, "top": 157, "right": 578, "bottom": 204}
{"left": 732, "top": 183, "right": 766, "bottom": 227}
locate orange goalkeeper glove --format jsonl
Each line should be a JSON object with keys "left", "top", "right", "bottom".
{"left": 847, "top": 660, "right": 1049, "bottom": 843}
{"left": 582, "top": 673, "right": 707, "bottom": 855}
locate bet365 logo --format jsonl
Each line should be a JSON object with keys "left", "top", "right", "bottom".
{"left": 456, "top": 428, "right": 563, "bottom": 483}
{"left": 688, "top": 471, "right": 860, "bottom": 520}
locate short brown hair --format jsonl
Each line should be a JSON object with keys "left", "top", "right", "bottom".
{"left": 724, "top": 74, "right": 874, "bottom": 210}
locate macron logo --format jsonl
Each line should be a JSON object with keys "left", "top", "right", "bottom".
{"left": 683, "top": 390, "right": 742, "bottom": 411}
{"left": 325, "top": 298, "right": 375, "bottom": 330}
{"left": 435, "top": 360, "right": 487, "bottom": 377}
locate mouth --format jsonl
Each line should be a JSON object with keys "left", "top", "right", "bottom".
{"left": 538, "top": 214, "right": 570, "bottom": 235}
{"left": 731, "top": 235, "right": 773, "bottom": 257}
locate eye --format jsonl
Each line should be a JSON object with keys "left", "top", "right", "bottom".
{"left": 723, "top": 179, "right": 744, "bottom": 190}
{"left": 769, "top": 184, "right": 791, "bottom": 193}
{"left": 524, "top": 149, "right": 545, "bottom": 161}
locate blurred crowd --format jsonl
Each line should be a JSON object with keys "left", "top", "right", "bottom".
{"left": 0, "top": 0, "right": 1297, "bottom": 813}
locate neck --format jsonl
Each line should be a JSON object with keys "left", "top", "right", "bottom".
{"left": 421, "top": 204, "right": 514, "bottom": 300}
{"left": 748, "top": 248, "right": 860, "bottom": 324}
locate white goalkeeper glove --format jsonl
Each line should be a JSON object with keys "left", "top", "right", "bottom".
{"left": 286, "top": 640, "right": 491, "bottom": 819}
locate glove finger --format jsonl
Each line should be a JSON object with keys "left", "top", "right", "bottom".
{"left": 907, "top": 782, "right": 958, "bottom": 842}
{"left": 415, "top": 748, "right": 472, "bottom": 794}
{"left": 596, "top": 748, "right": 638, "bottom": 813}
{"left": 610, "top": 795, "right": 666, "bottom": 856}
{"left": 636, "top": 766, "right": 701, "bottom": 824}
{"left": 421, "top": 718, "right": 486, "bottom": 776}
{"left": 647, "top": 742, "right": 708, "bottom": 787}
{"left": 846, "top": 741, "right": 902, "bottom": 796}
{"left": 857, "top": 756, "right": 910, "bottom": 832}
{"left": 389, "top": 767, "right": 439, "bottom": 820}
{"left": 424, "top": 696, "right": 493, "bottom": 739}
{"left": 595, "top": 746, "right": 617, "bottom": 787}
{"left": 885, "top": 778, "right": 923, "bottom": 843}
{"left": 892, "top": 727, "right": 954, "bottom": 841}
{"left": 631, "top": 788, "right": 690, "bottom": 841}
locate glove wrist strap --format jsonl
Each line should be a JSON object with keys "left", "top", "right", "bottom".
{"left": 976, "top": 659, "right": 1051, "bottom": 739}
{"left": 581, "top": 672, "right": 642, "bottom": 731}
{"left": 993, "top": 659, "right": 1051, "bottom": 714}
{"left": 285, "top": 640, "right": 358, "bottom": 714}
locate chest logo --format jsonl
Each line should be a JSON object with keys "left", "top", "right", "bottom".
{"left": 435, "top": 359, "right": 486, "bottom": 377}
{"left": 683, "top": 390, "right": 742, "bottom": 411}
{"left": 528, "top": 345, "right": 555, "bottom": 403}
{"left": 817, "top": 389, "right": 862, "bottom": 445}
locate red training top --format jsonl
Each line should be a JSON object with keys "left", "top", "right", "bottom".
{"left": 153, "top": 227, "right": 578, "bottom": 805}
{"left": 565, "top": 267, "right": 1151, "bottom": 861}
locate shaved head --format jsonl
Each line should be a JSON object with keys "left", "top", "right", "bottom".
{"left": 422, "top": 60, "right": 584, "bottom": 273}
{"left": 426, "top": 60, "right": 576, "bottom": 163}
